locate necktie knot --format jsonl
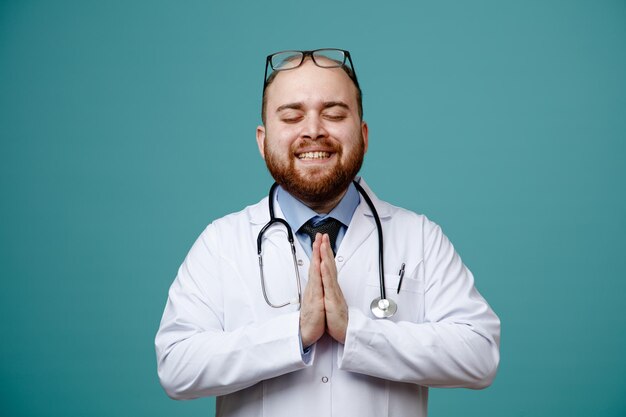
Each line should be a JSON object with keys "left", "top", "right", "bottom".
{"left": 299, "top": 218, "right": 343, "bottom": 254}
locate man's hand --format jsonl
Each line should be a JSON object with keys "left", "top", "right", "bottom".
{"left": 299, "top": 233, "right": 327, "bottom": 348}
{"left": 300, "top": 233, "right": 349, "bottom": 348}
{"left": 319, "top": 234, "right": 348, "bottom": 344}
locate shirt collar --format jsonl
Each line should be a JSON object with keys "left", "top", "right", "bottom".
{"left": 276, "top": 182, "right": 361, "bottom": 232}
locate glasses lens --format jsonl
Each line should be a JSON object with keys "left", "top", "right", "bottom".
{"left": 270, "top": 51, "right": 304, "bottom": 70}
{"left": 312, "top": 49, "right": 346, "bottom": 68}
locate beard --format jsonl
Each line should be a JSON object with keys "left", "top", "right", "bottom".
{"left": 264, "top": 136, "right": 365, "bottom": 205}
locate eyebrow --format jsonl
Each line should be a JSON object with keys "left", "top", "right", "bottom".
{"left": 276, "top": 101, "right": 350, "bottom": 113}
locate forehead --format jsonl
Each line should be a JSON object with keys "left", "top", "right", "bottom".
{"left": 265, "top": 60, "right": 358, "bottom": 109}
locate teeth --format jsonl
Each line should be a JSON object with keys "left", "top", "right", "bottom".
{"left": 298, "top": 151, "right": 330, "bottom": 160}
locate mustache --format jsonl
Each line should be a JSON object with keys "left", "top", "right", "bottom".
{"left": 291, "top": 138, "right": 340, "bottom": 153}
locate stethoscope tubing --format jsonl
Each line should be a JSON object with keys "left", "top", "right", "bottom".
{"left": 258, "top": 179, "right": 395, "bottom": 318}
{"left": 257, "top": 183, "right": 303, "bottom": 308}
{"left": 351, "top": 180, "right": 386, "bottom": 301}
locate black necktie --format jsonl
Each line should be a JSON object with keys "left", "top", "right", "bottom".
{"left": 299, "top": 218, "right": 343, "bottom": 255}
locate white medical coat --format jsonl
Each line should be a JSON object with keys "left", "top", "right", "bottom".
{"left": 155, "top": 179, "right": 500, "bottom": 417}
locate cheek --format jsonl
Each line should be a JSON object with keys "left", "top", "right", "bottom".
{"left": 331, "top": 126, "right": 362, "bottom": 148}
{"left": 266, "top": 136, "right": 298, "bottom": 158}
{"left": 268, "top": 124, "right": 299, "bottom": 140}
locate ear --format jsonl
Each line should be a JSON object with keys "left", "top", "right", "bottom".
{"left": 361, "top": 121, "right": 369, "bottom": 154}
{"left": 256, "top": 125, "right": 266, "bottom": 159}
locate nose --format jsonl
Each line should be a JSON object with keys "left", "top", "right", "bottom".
{"left": 301, "top": 114, "right": 328, "bottom": 140}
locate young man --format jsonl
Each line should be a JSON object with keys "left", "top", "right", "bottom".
{"left": 156, "top": 49, "right": 500, "bottom": 417}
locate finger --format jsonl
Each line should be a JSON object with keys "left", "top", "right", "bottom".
{"left": 300, "top": 234, "right": 326, "bottom": 347}
{"left": 305, "top": 234, "right": 324, "bottom": 301}
{"left": 309, "top": 233, "right": 322, "bottom": 278}
{"left": 320, "top": 235, "right": 338, "bottom": 284}
{"left": 312, "top": 232, "right": 322, "bottom": 257}
{"left": 321, "top": 234, "right": 335, "bottom": 262}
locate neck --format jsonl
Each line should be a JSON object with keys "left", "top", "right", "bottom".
{"left": 300, "top": 188, "right": 349, "bottom": 214}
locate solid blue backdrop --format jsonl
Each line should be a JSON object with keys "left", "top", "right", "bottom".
{"left": 1, "top": 1, "right": 625, "bottom": 416}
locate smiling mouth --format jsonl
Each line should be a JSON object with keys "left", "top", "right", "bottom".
{"left": 297, "top": 151, "right": 331, "bottom": 160}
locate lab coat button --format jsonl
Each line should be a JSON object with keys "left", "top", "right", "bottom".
{"left": 297, "top": 259, "right": 303, "bottom": 266}
{"left": 321, "top": 376, "right": 329, "bottom": 383}
{"left": 337, "top": 256, "right": 344, "bottom": 262}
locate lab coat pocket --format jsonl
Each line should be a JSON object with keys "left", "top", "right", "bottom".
{"left": 365, "top": 263, "right": 424, "bottom": 323}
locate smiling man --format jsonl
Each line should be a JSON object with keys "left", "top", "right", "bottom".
{"left": 258, "top": 54, "right": 366, "bottom": 214}
{"left": 156, "top": 49, "right": 500, "bottom": 417}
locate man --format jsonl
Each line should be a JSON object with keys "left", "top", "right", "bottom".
{"left": 155, "top": 49, "right": 500, "bottom": 417}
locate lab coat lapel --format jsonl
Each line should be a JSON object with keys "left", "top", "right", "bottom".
{"left": 272, "top": 200, "right": 310, "bottom": 274}
{"left": 249, "top": 193, "right": 311, "bottom": 284}
{"left": 335, "top": 201, "right": 375, "bottom": 276}
{"left": 335, "top": 179, "right": 391, "bottom": 275}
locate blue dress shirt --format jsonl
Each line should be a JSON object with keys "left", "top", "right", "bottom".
{"left": 276, "top": 182, "right": 360, "bottom": 258}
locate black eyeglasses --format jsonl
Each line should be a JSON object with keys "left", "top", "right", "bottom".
{"left": 263, "top": 48, "right": 359, "bottom": 93}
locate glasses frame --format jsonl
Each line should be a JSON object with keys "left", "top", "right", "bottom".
{"left": 263, "top": 48, "right": 359, "bottom": 94}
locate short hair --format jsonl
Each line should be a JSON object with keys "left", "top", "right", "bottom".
{"left": 261, "top": 61, "right": 363, "bottom": 124}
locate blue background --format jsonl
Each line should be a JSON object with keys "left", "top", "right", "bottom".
{"left": 1, "top": 1, "right": 625, "bottom": 416}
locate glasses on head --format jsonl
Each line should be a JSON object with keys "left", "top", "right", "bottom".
{"left": 263, "top": 48, "right": 359, "bottom": 93}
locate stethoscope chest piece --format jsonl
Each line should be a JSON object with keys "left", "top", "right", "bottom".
{"left": 370, "top": 297, "right": 397, "bottom": 319}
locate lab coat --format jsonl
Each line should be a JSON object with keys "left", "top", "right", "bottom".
{"left": 155, "top": 179, "right": 500, "bottom": 417}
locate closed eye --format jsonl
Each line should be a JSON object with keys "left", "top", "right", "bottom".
{"left": 323, "top": 113, "right": 347, "bottom": 121}
{"left": 280, "top": 112, "right": 304, "bottom": 123}
{"left": 322, "top": 101, "right": 350, "bottom": 121}
{"left": 281, "top": 116, "right": 303, "bottom": 123}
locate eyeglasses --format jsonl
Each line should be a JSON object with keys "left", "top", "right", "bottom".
{"left": 263, "top": 48, "right": 359, "bottom": 93}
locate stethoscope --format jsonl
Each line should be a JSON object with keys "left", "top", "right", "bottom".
{"left": 257, "top": 180, "right": 398, "bottom": 319}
